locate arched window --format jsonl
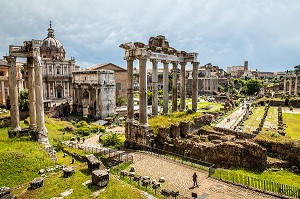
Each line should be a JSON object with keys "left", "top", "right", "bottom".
{"left": 57, "top": 68, "right": 60, "bottom": 75}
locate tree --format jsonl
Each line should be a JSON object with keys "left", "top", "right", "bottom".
{"left": 116, "top": 96, "right": 126, "bottom": 107}
{"left": 244, "top": 79, "right": 262, "bottom": 95}
{"left": 6, "top": 89, "right": 29, "bottom": 111}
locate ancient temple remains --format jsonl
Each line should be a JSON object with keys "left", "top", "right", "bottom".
{"left": 6, "top": 40, "right": 48, "bottom": 143}
{"left": 120, "top": 35, "right": 199, "bottom": 146}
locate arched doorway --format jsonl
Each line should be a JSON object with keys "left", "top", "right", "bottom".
{"left": 82, "top": 89, "right": 89, "bottom": 116}
{"left": 56, "top": 86, "right": 63, "bottom": 98}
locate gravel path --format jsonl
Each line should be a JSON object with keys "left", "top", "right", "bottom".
{"left": 132, "top": 152, "right": 279, "bottom": 199}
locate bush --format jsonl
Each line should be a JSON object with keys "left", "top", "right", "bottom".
{"left": 186, "top": 109, "right": 195, "bottom": 115}
{"left": 100, "top": 133, "right": 122, "bottom": 148}
{"left": 77, "top": 120, "right": 88, "bottom": 127}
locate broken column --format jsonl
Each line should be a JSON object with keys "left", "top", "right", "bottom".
{"left": 294, "top": 77, "right": 298, "bottom": 96}
{"left": 289, "top": 79, "right": 292, "bottom": 95}
{"left": 5, "top": 56, "right": 21, "bottom": 131}
{"left": 192, "top": 62, "right": 199, "bottom": 112}
{"left": 283, "top": 77, "right": 286, "bottom": 94}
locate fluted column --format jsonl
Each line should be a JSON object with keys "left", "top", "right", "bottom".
{"left": 289, "top": 79, "right": 292, "bottom": 95}
{"left": 27, "top": 58, "right": 36, "bottom": 130}
{"left": 126, "top": 57, "right": 135, "bottom": 122}
{"left": 172, "top": 61, "right": 178, "bottom": 112}
{"left": 33, "top": 48, "right": 48, "bottom": 143}
{"left": 5, "top": 56, "right": 20, "bottom": 131}
{"left": 151, "top": 59, "right": 158, "bottom": 116}
{"left": 180, "top": 62, "right": 186, "bottom": 111}
{"left": 138, "top": 56, "right": 148, "bottom": 126}
{"left": 294, "top": 77, "right": 298, "bottom": 96}
{"left": 192, "top": 62, "right": 199, "bottom": 112}
{"left": 162, "top": 61, "right": 169, "bottom": 114}
{"left": 1, "top": 80, "right": 5, "bottom": 104}
{"left": 283, "top": 77, "right": 286, "bottom": 94}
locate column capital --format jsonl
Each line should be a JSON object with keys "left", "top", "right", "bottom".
{"left": 192, "top": 61, "right": 200, "bottom": 65}
{"left": 171, "top": 61, "right": 178, "bottom": 66}
{"left": 150, "top": 59, "right": 158, "bottom": 64}
{"left": 125, "top": 56, "right": 135, "bottom": 62}
{"left": 27, "top": 57, "right": 34, "bottom": 67}
{"left": 161, "top": 60, "right": 170, "bottom": 64}
{"left": 4, "top": 56, "right": 16, "bottom": 65}
{"left": 179, "top": 62, "right": 187, "bottom": 66}
{"left": 136, "top": 55, "right": 148, "bottom": 60}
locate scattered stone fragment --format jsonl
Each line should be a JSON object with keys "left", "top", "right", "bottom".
{"left": 60, "top": 189, "right": 74, "bottom": 197}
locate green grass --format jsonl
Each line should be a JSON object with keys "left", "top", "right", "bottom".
{"left": 283, "top": 112, "right": 300, "bottom": 139}
{"left": 0, "top": 127, "right": 54, "bottom": 188}
{"left": 149, "top": 111, "right": 203, "bottom": 134}
{"left": 187, "top": 101, "right": 223, "bottom": 112}
{"left": 242, "top": 106, "right": 265, "bottom": 133}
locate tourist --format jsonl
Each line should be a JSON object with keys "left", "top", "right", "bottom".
{"left": 192, "top": 172, "right": 198, "bottom": 187}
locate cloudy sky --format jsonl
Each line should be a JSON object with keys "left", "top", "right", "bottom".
{"left": 0, "top": 0, "right": 299, "bottom": 72}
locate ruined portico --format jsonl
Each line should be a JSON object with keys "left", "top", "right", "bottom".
{"left": 6, "top": 40, "right": 48, "bottom": 143}
{"left": 283, "top": 75, "right": 298, "bottom": 96}
{"left": 120, "top": 36, "right": 199, "bottom": 146}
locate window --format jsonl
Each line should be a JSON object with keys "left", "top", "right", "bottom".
{"left": 57, "top": 68, "right": 60, "bottom": 75}
{"left": 0, "top": 71, "right": 4, "bottom": 76}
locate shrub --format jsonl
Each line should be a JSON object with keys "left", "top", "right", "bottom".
{"left": 100, "top": 133, "right": 122, "bottom": 148}
{"left": 77, "top": 120, "right": 88, "bottom": 127}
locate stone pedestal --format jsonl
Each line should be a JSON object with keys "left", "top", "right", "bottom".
{"left": 92, "top": 169, "right": 109, "bottom": 187}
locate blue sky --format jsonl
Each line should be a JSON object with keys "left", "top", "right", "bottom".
{"left": 0, "top": 0, "right": 299, "bottom": 72}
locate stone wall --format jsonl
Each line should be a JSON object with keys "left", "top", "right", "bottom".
{"left": 269, "top": 100, "right": 285, "bottom": 107}
{"left": 169, "top": 138, "right": 267, "bottom": 170}
{"left": 212, "top": 127, "right": 256, "bottom": 139}
{"left": 288, "top": 98, "right": 300, "bottom": 108}
{"left": 255, "top": 139, "right": 300, "bottom": 168}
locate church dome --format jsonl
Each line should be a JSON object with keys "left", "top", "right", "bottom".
{"left": 40, "top": 23, "right": 65, "bottom": 60}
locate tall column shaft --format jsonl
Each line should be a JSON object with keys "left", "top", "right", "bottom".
{"left": 1, "top": 80, "right": 5, "bottom": 104}
{"left": 162, "top": 61, "right": 169, "bottom": 114}
{"left": 27, "top": 58, "right": 36, "bottom": 130}
{"left": 283, "top": 77, "right": 286, "bottom": 94}
{"left": 172, "top": 62, "right": 178, "bottom": 112}
{"left": 138, "top": 57, "right": 148, "bottom": 126}
{"left": 180, "top": 62, "right": 186, "bottom": 111}
{"left": 5, "top": 56, "right": 20, "bottom": 131}
{"left": 34, "top": 50, "right": 48, "bottom": 143}
{"left": 151, "top": 59, "right": 158, "bottom": 116}
{"left": 294, "top": 77, "right": 298, "bottom": 96}
{"left": 126, "top": 57, "right": 134, "bottom": 122}
{"left": 289, "top": 79, "right": 292, "bottom": 95}
{"left": 192, "top": 62, "right": 199, "bottom": 111}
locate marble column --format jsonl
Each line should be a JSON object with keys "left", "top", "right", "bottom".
{"left": 33, "top": 49, "right": 48, "bottom": 143}
{"left": 294, "top": 77, "right": 298, "bottom": 96}
{"left": 289, "top": 79, "right": 292, "bottom": 95}
{"left": 138, "top": 56, "right": 148, "bottom": 126}
{"left": 180, "top": 62, "right": 186, "bottom": 111}
{"left": 283, "top": 77, "right": 286, "bottom": 94}
{"left": 126, "top": 57, "right": 135, "bottom": 122}
{"left": 1, "top": 80, "right": 5, "bottom": 104}
{"left": 5, "top": 56, "right": 20, "bottom": 131}
{"left": 192, "top": 62, "right": 199, "bottom": 112}
{"left": 162, "top": 61, "right": 169, "bottom": 114}
{"left": 151, "top": 59, "right": 158, "bottom": 116}
{"left": 27, "top": 58, "right": 36, "bottom": 130}
{"left": 172, "top": 61, "right": 178, "bottom": 112}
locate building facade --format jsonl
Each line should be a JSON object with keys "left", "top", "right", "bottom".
{"left": 72, "top": 70, "right": 116, "bottom": 119}
{"left": 24, "top": 24, "right": 80, "bottom": 107}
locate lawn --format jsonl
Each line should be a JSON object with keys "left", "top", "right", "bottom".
{"left": 283, "top": 112, "right": 300, "bottom": 139}
{"left": 261, "top": 107, "right": 278, "bottom": 133}
{"left": 187, "top": 101, "right": 223, "bottom": 112}
{"left": 242, "top": 106, "right": 265, "bottom": 133}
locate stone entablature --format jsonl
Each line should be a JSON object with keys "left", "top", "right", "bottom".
{"left": 72, "top": 70, "right": 116, "bottom": 119}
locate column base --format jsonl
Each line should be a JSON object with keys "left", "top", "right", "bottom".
{"left": 11, "top": 126, "right": 21, "bottom": 132}
{"left": 139, "top": 123, "right": 150, "bottom": 128}
{"left": 38, "top": 129, "right": 49, "bottom": 144}
{"left": 29, "top": 124, "right": 37, "bottom": 130}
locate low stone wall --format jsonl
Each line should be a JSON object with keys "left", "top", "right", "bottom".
{"left": 212, "top": 127, "right": 256, "bottom": 139}
{"left": 288, "top": 98, "right": 300, "bottom": 108}
{"left": 255, "top": 139, "right": 300, "bottom": 167}
{"left": 169, "top": 138, "right": 267, "bottom": 170}
{"left": 269, "top": 100, "right": 285, "bottom": 107}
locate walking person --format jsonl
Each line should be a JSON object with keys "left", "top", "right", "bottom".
{"left": 193, "top": 172, "right": 198, "bottom": 187}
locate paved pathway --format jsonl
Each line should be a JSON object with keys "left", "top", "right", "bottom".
{"left": 132, "top": 152, "right": 279, "bottom": 199}
{"left": 215, "top": 104, "right": 246, "bottom": 129}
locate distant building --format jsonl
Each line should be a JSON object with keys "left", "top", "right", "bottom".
{"left": 227, "top": 61, "right": 248, "bottom": 78}
{"left": 23, "top": 24, "right": 80, "bottom": 108}
{"left": 0, "top": 59, "right": 24, "bottom": 105}
{"left": 72, "top": 69, "right": 116, "bottom": 119}
{"left": 86, "top": 63, "right": 127, "bottom": 100}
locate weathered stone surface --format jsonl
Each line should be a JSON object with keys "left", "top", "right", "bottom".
{"left": 60, "top": 189, "right": 74, "bottom": 197}
{"left": 86, "top": 154, "right": 102, "bottom": 172}
{"left": 92, "top": 169, "right": 109, "bottom": 187}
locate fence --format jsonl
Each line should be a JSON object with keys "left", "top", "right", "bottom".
{"left": 209, "top": 168, "right": 300, "bottom": 198}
